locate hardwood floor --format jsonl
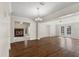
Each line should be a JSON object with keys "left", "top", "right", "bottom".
{"left": 10, "top": 37, "right": 79, "bottom": 57}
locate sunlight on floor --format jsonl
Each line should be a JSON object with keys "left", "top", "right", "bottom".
{"left": 58, "top": 37, "right": 73, "bottom": 51}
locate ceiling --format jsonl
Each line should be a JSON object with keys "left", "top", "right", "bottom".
{"left": 11, "top": 2, "right": 79, "bottom": 21}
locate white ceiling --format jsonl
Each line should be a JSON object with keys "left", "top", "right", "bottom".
{"left": 12, "top": 2, "right": 78, "bottom": 21}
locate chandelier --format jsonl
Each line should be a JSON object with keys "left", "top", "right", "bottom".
{"left": 35, "top": 8, "right": 43, "bottom": 21}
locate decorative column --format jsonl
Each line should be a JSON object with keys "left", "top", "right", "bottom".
{"left": 36, "top": 22, "right": 38, "bottom": 39}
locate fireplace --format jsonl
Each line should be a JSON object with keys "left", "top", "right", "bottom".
{"left": 14, "top": 28, "right": 24, "bottom": 37}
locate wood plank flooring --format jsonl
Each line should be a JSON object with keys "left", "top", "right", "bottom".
{"left": 10, "top": 37, "right": 78, "bottom": 57}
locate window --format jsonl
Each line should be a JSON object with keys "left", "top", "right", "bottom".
{"left": 67, "top": 26, "right": 71, "bottom": 35}
{"left": 61, "top": 26, "right": 64, "bottom": 35}
{"left": 25, "top": 27, "right": 28, "bottom": 34}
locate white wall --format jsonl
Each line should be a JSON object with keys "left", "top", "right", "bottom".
{"left": 56, "top": 12, "right": 79, "bottom": 39}
{"left": 70, "top": 22, "right": 79, "bottom": 39}
{"left": 11, "top": 16, "right": 36, "bottom": 43}
{"left": 38, "top": 23, "right": 48, "bottom": 39}
{"left": 38, "top": 21, "right": 57, "bottom": 39}
{"left": 0, "top": 3, "right": 11, "bottom": 57}
{"left": 38, "top": 12, "right": 79, "bottom": 39}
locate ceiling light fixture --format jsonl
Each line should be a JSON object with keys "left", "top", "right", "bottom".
{"left": 40, "top": 2, "right": 45, "bottom": 6}
{"left": 35, "top": 8, "right": 43, "bottom": 22}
